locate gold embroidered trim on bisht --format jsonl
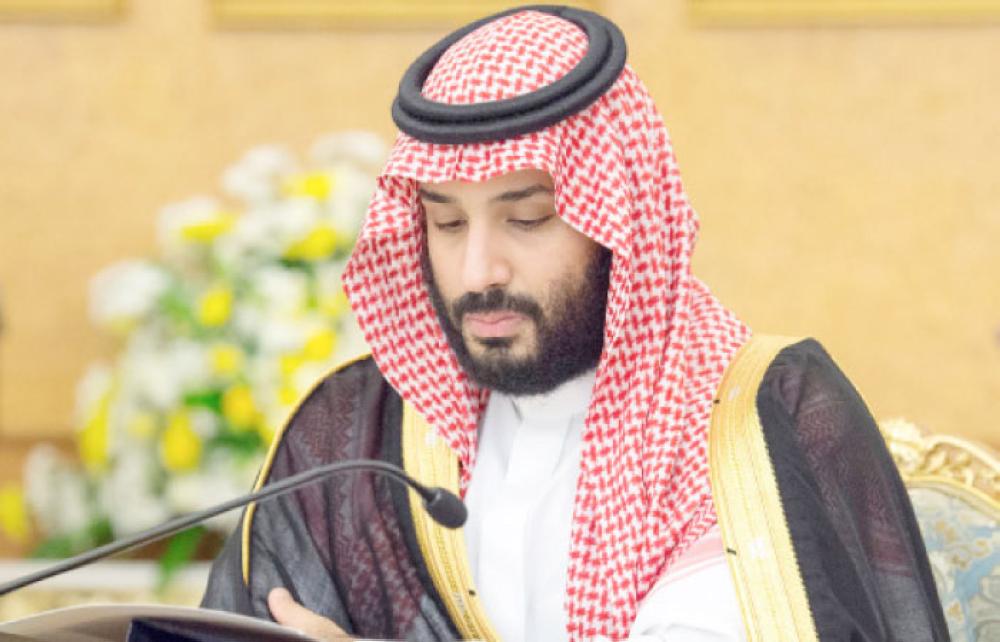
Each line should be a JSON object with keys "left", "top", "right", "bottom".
{"left": 240, "top": 352, "right": 372, "bottom": 585}
{"left": 709, "top": 334, "right": 820, "bottom": 642}
{"left": 402, "top": 403, "right": 500, "bottom": 641}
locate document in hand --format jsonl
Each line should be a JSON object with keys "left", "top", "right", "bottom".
{"left": 0, "top": 603, "right": 326, "bottom": 642}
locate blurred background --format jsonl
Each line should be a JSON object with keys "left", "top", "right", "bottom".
{"left": 0, "top": 0, "right": 998, "bottom": 617}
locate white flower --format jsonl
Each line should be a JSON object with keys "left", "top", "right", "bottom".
{"left": 24, "top": 446, "right": 94, "bottom": 537}
{"left": 245, "top": 352, "right": 280, "bottom": 397}
{"left": 252, "top": 318, "right": 309, "bottom": 355}
{"left": 189, "top": 409, "right": 220, "bottom": 439}
{"left": 42, "top": 130, "right": 387, "bottom": 550}
{"left": 74, "top": 363, "right": 113, "bottom": 425}
{"left": 333, "top": 318, "right": 369, "bottom": 363}
{"left": 222, "top": 145, "right": 298, "bottom": 205}
{"left": 231, "top": 307, "right": 306, "bottom": 356}
{"left": 253, "top": 266, "right": 310, "bottom": 317}
{"left": 163, "top": 453, "right": 260, "bottom": 533}
{"left": 314, "top": 260, "right": 347, "bottom": 292}
{"left": 88, "top": 260, "right": 169, "bottom": 329}
{"left": 309, "top": 131, "right": 386, "bottom": 171}
{"left": 293, "top": 362, "right": 330, "bottom": 394}
{"left": 217, "top": 199, "right": 323, "bottom": 267}
{"left": 245, "top": 354, "right": 298, "bottom": 429}
{"left": 323, "top": 163, "right": 376, "bottom": 235}
{"left": 271, "top": 198, "right": 324, "bottom": 246}
{"left": 120, "top": 338, "right": 209, "bottom": 410}
{"left": 214, "top": 209, "right": 280, "bottom": 266}
{"left": 157, "top": 196, "right": 223, "bottom": 259}
{"left": 314, "top": 262, "right": 369, "bottom": 359}
{"left": 98, "top": 446, "right": 170, "bottom": 536}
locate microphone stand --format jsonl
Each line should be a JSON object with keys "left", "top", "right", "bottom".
{"left": 0, "top": 458, "right": 465, "bottom": 597}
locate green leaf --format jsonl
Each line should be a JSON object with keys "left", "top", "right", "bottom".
{"left": 30, "top": 536, "right": 75, "bottom": 559}
{"left": 86, "top": 518, "right": 113, "bottom": 546}
{"left": 156, "top": 526, "right": 205, "bottom": 593}
{"left": 30, "top": 518, "right": 113, "bottom": 559}
{"left": 278, "top": 258, "right": 310, "bottom": 270}
{"left": 183, "top": 389, "right": 223, "bottom": 412}
{"left": 209, "top": 429, "right": 262, "bottom": 455}
{"left": 161, "top": 286, "right": 195, "bottom": 322}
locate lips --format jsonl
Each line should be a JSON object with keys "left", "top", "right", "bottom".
{"left": 463, "top": 311, "right": 527, "bottom": 338}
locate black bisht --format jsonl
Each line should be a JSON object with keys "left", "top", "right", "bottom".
{"left": 201, "top": 340, "right": 949, "bottom": 641}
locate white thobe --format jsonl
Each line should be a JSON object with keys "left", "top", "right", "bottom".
{"left": 463, "top": 370, "right": 746, "bottom": 642}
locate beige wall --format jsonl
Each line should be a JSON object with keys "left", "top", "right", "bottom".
{"left": 0, "top": 0, "right": 997, "bottom": 447}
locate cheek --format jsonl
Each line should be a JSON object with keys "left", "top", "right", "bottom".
{"left": 528, "top": 233, "right": 600, "bottom": 295}
{"left": 426, "top": 239, "right": 462, "bottom": 302}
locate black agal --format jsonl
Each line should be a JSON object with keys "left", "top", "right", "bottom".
{"left": 391, "top": 5, "right": 627, "bottom": 144}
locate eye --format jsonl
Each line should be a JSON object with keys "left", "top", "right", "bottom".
{"left": 433, "top": 219, "right": 466, "bottom": 232}
{"left": 509, "top": 215, "right": 553, "bottom": 230}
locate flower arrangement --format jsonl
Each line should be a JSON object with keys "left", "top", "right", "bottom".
{"left": 12, "top": 132, "right": 384, "bottom": 582}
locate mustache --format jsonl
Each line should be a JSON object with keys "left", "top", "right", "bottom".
{"left": 451, "top": 288, "right": 544, "bottom": 326}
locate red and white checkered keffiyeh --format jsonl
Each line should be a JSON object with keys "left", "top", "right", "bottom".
{"left": 342, "top": 9, "right": 751, "bottom": 640}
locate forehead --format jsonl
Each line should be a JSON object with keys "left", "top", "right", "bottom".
{"left": 418, "top": 168, "right": 553, "bottom": 201}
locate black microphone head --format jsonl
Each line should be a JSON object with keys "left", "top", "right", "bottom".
{"left": 422, "top": 487, "right": 467, "bottom": 529}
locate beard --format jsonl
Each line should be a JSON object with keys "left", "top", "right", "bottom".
{"left": 424, "top": 247, "right": 612, "bottom": 396}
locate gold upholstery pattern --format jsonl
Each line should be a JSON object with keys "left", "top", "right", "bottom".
{"left": 882, "top": 418, "right": 999, "bottom": 517}
{"left": 881, "top": 418, "right": 1000, "bottom": 642}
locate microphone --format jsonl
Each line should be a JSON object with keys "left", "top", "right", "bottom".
{"left": 0, "top": 458, "right": 466, "bottom": 597}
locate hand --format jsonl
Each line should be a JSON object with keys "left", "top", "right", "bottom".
{"left": 268, "top": 587, "right": 354, "bottom": 641}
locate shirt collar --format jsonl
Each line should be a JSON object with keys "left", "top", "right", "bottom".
{"left": 499, "top": 367, "right": 597, "bottom": 424}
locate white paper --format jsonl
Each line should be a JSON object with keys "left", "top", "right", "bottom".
{"left": 0, "top": 603, "right": 319, "bottom": 642}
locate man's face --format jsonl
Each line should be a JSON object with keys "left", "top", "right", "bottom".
{"left": 420, "top": 168, "right": 611, "bottom": 395}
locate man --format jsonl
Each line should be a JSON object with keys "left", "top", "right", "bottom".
{"left": 203, "top": 6, "right": 948, "bottom": 641}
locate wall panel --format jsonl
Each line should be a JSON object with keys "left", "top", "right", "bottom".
{"left": 0, "top": 0, "right": 996, "bottom": 447}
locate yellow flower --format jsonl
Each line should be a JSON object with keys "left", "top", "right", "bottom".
{"left": 0, "top": 485, "right": 30, "bottom": 544}
{"left": 282, "top": 171, "right": 335, "bottom": 200}
{"left": 179, "top": 212, "right": 235, "bottom": 243}
{"left": 126, "top": 412, "right": 158, "bottom": 439}
{"left": 302, "top": 328, "right": 336, "bottom": 362}
{"left": 79, "top": 389, "right": 112, "bottom": 472}
{"left": 279, "top": 353, "right": 303, "bottom": 377}
{"left": 278, "top": 382, "right": 300, "bottom": 407}
{"left": 284, "top": 225, "right": 341, "bottom": 262}
{"left": 209, "top": 343, "right": 245, "bottom": 377}
{"left": 198, "top": 286, "right": 233, "bottom": 327}
{"left": 319, "top": 289, "right": 351, "bottom": 318}
{"left": 160, "top": 411, "right": 202, "bottom": 472}
{"left": 257, "top": 421, "right": 277, "bottom": 447}
{"left": 222, "top": 384, "right": 258, "bottom": 431}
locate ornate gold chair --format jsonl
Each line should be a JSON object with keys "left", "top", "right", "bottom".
{"left": 880, "top": 419, "right": 1000, "bottom": 642}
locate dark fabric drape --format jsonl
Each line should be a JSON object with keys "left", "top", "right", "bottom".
{"left": 759, "top": 340, "right": 949, "bottom": 641}
{"left": 202, "top": 343, "right": 948, "bottom": 641}
{"left": 201, "top": 358, "right": 458, "bottom": 641}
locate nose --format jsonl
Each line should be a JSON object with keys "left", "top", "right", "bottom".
{"left": 461, "top": 223, "right": 512, "bottom": 293}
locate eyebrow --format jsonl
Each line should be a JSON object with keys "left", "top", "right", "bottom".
{"left": 417, "top": 183, "right": 553, "bottom": 205}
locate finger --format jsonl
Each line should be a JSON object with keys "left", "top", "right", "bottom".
{"left": 268, "top": 587, "right": 351, "bottom": 640}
